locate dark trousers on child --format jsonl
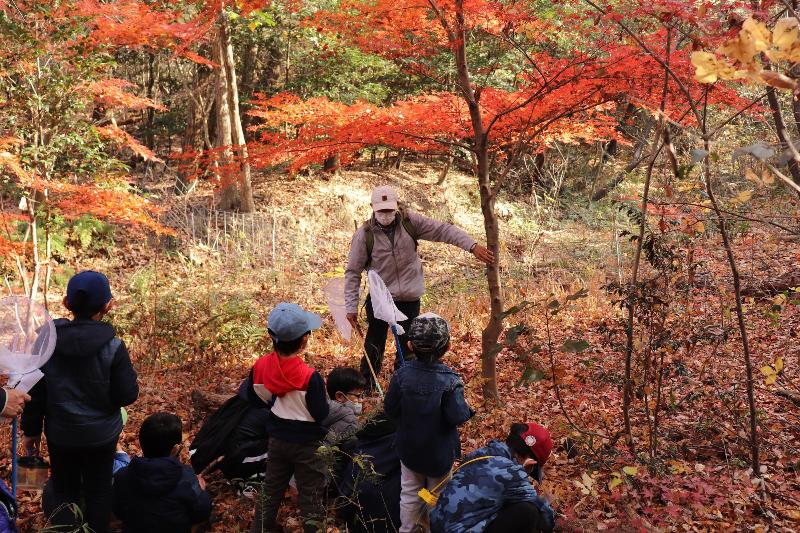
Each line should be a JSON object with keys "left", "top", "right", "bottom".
{"left": 251, "top": 437, "right": 326, "bottom": 533}
{"left": 360, "top": 296, "right": 420, "bottom": 387}
{"left": 48, "top": 439, "right": 117, "bottom": 533}
{"left": 484, "top": 501, "right": 553, "bottom": 533}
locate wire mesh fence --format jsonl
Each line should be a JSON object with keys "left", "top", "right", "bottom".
{"left": 161, "top": 203, "right": 287, "bottom": 266}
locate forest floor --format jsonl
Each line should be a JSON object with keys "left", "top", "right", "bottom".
{"left": 3, "top": 163, "right": 800, "bottom": 532}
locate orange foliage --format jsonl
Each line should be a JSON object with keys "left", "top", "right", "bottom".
{"left": 96, "top": 125, "right": 164, "bottom": 164}
{"left": 246, "top": 0, "right": 754, "bottom": 174}
{"left": 28, "top": 177, "right": 166, "bottom": 234}
{"left": 72, "top": 0, "right": 201, "bottom": 50}
{"left": 248, "top": 83, "right": 621, "bottom": 172}
{"left": 87, "top": 79, "right": 166, "bottom": 111}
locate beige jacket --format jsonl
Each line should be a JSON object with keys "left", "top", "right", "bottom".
{"left": 344, "top": 210, "right": 477, "bottom": 313}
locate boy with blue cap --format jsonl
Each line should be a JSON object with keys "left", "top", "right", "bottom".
{"left": 21, "top": 270, "right": 139, "bottom": 533}
{"left": 244, "top": 303, "right": 330, "bottom": 533}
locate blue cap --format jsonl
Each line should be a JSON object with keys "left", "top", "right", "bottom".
{"left": 268, "top": 302, "right": 322, "bottom": 343}
{"left": 66, "top": 271, "right": 113, "bottom": 314}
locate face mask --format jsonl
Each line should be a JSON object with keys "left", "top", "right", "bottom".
{"left": 374, "top": 211, "right": 396, "bottom": 226}
{"left": 349, "top": 402, "right": 363, "bottom": 415}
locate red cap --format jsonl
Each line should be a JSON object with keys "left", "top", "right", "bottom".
{"left": 520, "top": 422, "right": 553, "bottom": 466}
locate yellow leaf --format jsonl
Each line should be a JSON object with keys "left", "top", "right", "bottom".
{"left": 691, "top": 51, "right": 744, "bottom": 83}
{"left": 773, "top": 18, "right": 800, "bottom": 53}
{"left": 608, "top": 476, "right": 623, "bottom": 490}
{"left": 761, "top": 169, "right": 775, "bottom": 184}
{"left": 622, "top": 466, "right": 639, "bottom": 476}
{"left": 760, "top": 365, "right": 775, "bottom": 376}
{"left": 765, "top": 374, "right": 777, "bottom": 385}
{"left": 735, "top": 190, "right": 754, "bottom": 203}
{"left": 720, "top": 19, "right": 771, "bottom": 66}
{"left": 775, "top": 357, "right": 784, "bottom": 373}
{"left": 693, "top": 221, "right": 705, "bottom": 234}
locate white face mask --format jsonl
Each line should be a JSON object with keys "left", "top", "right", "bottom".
{"left": 349, "top": 402, "right": 363, "bottom": 415}
{"left": 374, "top": 210, "right": 396, "bottom": 226}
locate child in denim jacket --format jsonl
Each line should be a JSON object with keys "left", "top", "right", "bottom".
{"left": 384, "top": 313, "right": 473, "bottom": 533}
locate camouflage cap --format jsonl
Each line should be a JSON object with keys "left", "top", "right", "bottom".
{"left": 408, "top": 312, "right": 450, "bottom": 353}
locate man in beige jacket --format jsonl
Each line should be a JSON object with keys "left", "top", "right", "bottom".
{"left": 345, "top": 185, "right": 494, "bottom": 388}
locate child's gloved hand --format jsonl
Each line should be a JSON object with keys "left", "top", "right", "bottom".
{"left": 196, "top": 474, "right": 206, "bottom": 491}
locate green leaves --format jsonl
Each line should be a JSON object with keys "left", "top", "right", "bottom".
{"left": 517, "top": 366, "right": 545, "bottom": 386}
{"left": 561, "top": 338, "right": 589, "bottom": 353}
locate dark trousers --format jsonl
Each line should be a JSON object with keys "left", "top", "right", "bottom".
{"left": 484, "top": 502, "right": 552, "bottom": 533}
{"left": 251, "top": 437, "right": 326, "bottom": 533}
{"left": 361, "top": 296, "right": 420, "bottom": 387}
{"left": 48, "top": 439, "right": 118, "bottom": 533}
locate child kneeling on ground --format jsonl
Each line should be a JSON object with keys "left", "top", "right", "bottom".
{"left": 113, "top": 412, "right": 212, "bottom": 533}
{"left": 384, "top": 313, "right": 474, "bottom": 533}
{"left": 324, "top": 367, "right": 367, "bottom": 454}
{"left": 430, "top": 422, "right": 555, "bottom": 533}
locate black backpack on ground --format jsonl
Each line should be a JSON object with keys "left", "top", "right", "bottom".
{"left": 189, "top": 394, "right": 268, "bottom": 480}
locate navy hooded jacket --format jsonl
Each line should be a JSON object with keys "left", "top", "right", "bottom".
{"left": 384, "top": 360, "right": 473, "bottom": 477}
{"left": 21, "top": 318, "right": 139, "bottom": 447}
{"left": 113, "top": 456, "right": 212, "bottom": 533}
{"left": 337, "top": 426, "right": 401, "bottom": 533}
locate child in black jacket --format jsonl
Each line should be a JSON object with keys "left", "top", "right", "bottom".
{"left": 114, "top": 412, "right": 212, "bottom": 533}
{"left": 21, "top": 270, "right": 138, "bottom": 533}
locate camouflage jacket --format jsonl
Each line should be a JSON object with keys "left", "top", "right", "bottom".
{"left": 430, "top": 440, "right": 555, "bottom": 533}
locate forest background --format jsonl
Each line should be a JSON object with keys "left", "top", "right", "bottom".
{"left": 1, "top": 0, "right": 800, "bottom": 530}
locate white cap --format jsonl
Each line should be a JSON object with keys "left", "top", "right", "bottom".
{"left": 371, "top": 185, "right": 398, "bottom": 211}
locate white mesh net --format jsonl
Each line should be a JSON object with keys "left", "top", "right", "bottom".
{"left": 324, "top": 278, "right": 352, "bottom": 342}
{"left": 0, "top": 296, "right": 56, "bottom": 384}
{"left": 367, "top": 270, "right": 407, "bottom": 334}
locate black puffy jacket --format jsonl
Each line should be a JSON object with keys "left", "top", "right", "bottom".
{"left": 21, "top": 318, "right": 139, "bottom": 447}
{"left": 113, "top": 456, "right": 212, "bottom": 533}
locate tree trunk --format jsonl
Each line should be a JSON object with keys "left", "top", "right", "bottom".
{"left": 592, "top": 116, "right": 655, "bottom": 201}
{"left": 145, "top": 52, "right": 157, "bottom": 150}
{"left": 239, "top": 35, "right": 260, "bottom": 134}
{"left": 214, "top": 27, "right": 238, "bottom": 210}
{"left": 219, "top": 13, "right": 255, "bottom": 212}
{"left": 442, "top": 0, "right": 503, "bottom": 401}
{"left": 478, "top": 150, "right": 503, "bottom": 402}
{"left": 323, "top": 154, "right": 340, "bottom": 174}
{"left": 437, "top": 153, "right": 453, "bottom": 184}
{"left": 176, "top": 64, "right": 204, "bottom": 195}
{"left": 765, "top": 86, "right": 800, "bottom": 185}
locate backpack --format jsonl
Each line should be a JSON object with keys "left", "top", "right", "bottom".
{"left": 189, "top": 395, "right": 253, "bottom": 474}
{"left": 0, "top": 479, "right": 19, "bottom": 533}
{"left": 362, "top": 206, "right": 418, "bottom": 268}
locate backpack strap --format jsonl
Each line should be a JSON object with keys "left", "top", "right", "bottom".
{"left": 400, "top": 207, "right": 418, "bottom": 249}
{"left": 362, "top": 221, "right": 374, "bottom": 269}
{"left": 361, "top": 207, "right": 418, "bottom": 269}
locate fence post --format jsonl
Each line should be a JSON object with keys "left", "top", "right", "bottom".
{"left": 272, "top": 208, "right": 277, "bottom": 269}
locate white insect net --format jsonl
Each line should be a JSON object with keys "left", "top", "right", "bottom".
{"left": 0, "top": 296, "right": 56, "bottom": 391}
